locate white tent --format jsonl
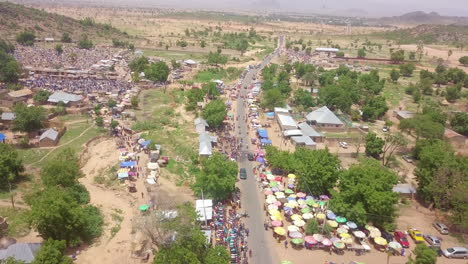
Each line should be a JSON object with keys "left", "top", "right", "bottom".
{"left": 195, "top": 199, "right": 213, "bottom": 221}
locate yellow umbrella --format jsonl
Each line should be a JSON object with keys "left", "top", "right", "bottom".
{"left": 288, "top": 174, "right": 296, "bottom": 179}
{"left": 374, "top": 236, "right": 387, "bottom": 246}
{"left": 269, "top": 209, "right": 280, "bottom": 215}
{"left": 316, "top": 213, "right": 325, "bottom": 219}
{"left": 291, "top": 214, "right": 303, "bottom": 221}
{"left": 289, "top": 194, "right": 297, "bottom": 199}
{"left": 274, "top": 227, "right": 286, "bottom": 236}
{"left": 312, "top": 203, "right": 319, "bottom": 208}
{"left": 271, "top": 214, "right": 283, "bottom": 221}
{"left": 327, "top": 220, "right": 338, "bottom": 228}
{"left": 339, "top": 233, "right": 351, "bottom": 239}
{"left": 293, "top": 219, "right": 306, "bottom": 227}
{"left": 284, "top": 203, "right": 297, "bottom": 209}
{"left": 288, "top": 200, "right": 299, "bottom": 207}
{"left": 341, "top": 236, "right": 354, "bottom": 244}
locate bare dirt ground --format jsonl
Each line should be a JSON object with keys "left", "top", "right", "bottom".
{"left": 400, "top": 44, "right": 468, "bottom": 72}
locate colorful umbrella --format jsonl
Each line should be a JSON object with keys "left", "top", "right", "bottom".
{"left": 318, "top": 201, "right": 326, "bottom": 207}
{"left": 264, "top": 189, "right": 273, "bottom": 195}
{"left": 269, "top": 209, "right": 280, "bottom": 215}
{"left": 268, "top": 204, "right": 279, "bottom": 210}
{"left": 305, "top": 200, "right": 316, "bottom": 206}
{"left": 313, "top": 234, "right": 324, "bottom": 242}
{"left": 326, "top": 212, "right": 336, "bottom": 220}
{"left": 267, "top": 174, "right": 275, "bottom": 180}
{"left": 339, "top": 233, "right": 351, "bottom": 239}
{"left": 288, "top": 194, "right": 297, "bottom": 199}
{"left": 270, "top": 214, "right": 283, "bottom": 221}
{"left": 275, "top": 192, "right": 285, "bottom": 198}
{"left": 274, "top": 227, "right": 286, "bottom": 236}
{"left": 274, "top": 201, "right": 282, "bottom": 206}
{"left": 267, "top": 194, "right": 276, "bottom": 200}
{"left": 287, "top": 184, "right": 295, "bottom": 188}
{"left": 321, "top": 238, "right": 332, "bottom": 246}
{"left": 304, "top": 236, "right": 318, "bottom": 244}
{"left": 290, "top": 238, "right": 303, "bottom": 245}
{"left": 320, "top": 195, "right": 330, "bottom": 200}
{"left": 337, "top": 227, "right": 348, "bottom": 234}
{"left": 341, "top": 236, "right": 354, "bottom": 244}
{"left": 289, "top": 231, "right": 303, "bottom": 238}
{"left": 374, "top": 236, "right": 387, "bottom": 246}
{"left": 269, "top": 181, "right": 279, "bottom": 187}
{"left": 271, "top": 187, "right": 280, "bottom": 192}
{"left": 285, "top": 189, "right": 294, "bottom": 194}
{"left": 266, "top": 197, "right": 277, "bottom": 204}
{"left": 335, "top": 216, "right": 347, "bottom": 223}
{"left": 287, "top": 225, "right": 300, "bottom": 232}
{"left": 353, "top": 231, "right": 366, "bottom": 238}
{"left": 327, "top": 220, "right": 338, "bottom": 228}
{"left": 138, "top": 204, "right": 150, "bottom": 211}
{"left": 369, "top": 228, "right": 381, "bottom": 238}
{"left": 346, "top": 221, "right": 358, "bottom": 229}
{"left": 302, "top": 213, "right": 314, "bottom": 220}
{"left": 297, "top": 199, "right": 306, "bottom": 206}
{"left": 293, "top": 219, "right": 306, "bottom": 227}
{"left": 288, "top": 200, "right": 299, "bottom": 207}
{"left": 296, "top": 192, "right": 306, "bottom": 198}
{"left": 283, "top": 203, "right": 296, "bottom": 209}
{"left": 272, "top": 220, "right": 283, "bottom": 227}
{"left": 333, "top": 240, "right": 345, "bottom": 249}
{"left": 316, "top": 213, "right": 325, "bottom": 220}
{"left": 291, "top": 214, "right": 303, "bottom": 221}
{"left": 287, "top": 197, "right": 296, "bottom": 201}
{"left": 301, "top": 207, "right": 311, "bottom": 214}
{"left": 306, "top": 195, "right": 314, "bottom": 200}
{"left": 287, "top": 174, "right": 296, "bottom": 179}
{"left": 312, "top": 202, "right": 319, "bottom": 208}
{"left": 388, "top": 241, "right": 402, "bottom": 249}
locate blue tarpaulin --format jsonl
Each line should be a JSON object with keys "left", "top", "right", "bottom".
{"left": 256, "top": 156, "right": 265, "bottom": 163}
{"left": 140, "top": 140, "right": 151, "bottom": 148}
{"left": 121, "top": 161, "right": 136, "bottom": 167}
{"left": 260, "top": 139, "right": 272, "bottom": 144}
{"left": 266, "top": 112, "right": 275, "bottom": 117}
{"left": 257, "top": 129, "right": 268, "bottom": 139}
{"left": 0, "top": 133, "right": 5, "bottom": 141}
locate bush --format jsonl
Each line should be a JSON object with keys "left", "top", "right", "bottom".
{"left": 78, "top": 35, "right": 93, "bottom": 49}
{"left": 16, "top": 31, "right": 36, "bottom": 46}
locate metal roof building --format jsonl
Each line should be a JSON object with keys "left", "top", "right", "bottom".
{"left": 0, "top": 243, "right": 42, "bottom": 263}
{"left": 1, "top": 112, "right": 16, "bottom": 121}
{"left": 277, "top": 114, "right": 298, "bottom": 131}
{"left": 315, "top": 47, "right": 340, "bottom": 53}
{"left": 298, "top": 122, "right": 323, "bottom": 138}
{"left": 39, "top": 128, "right": 59, "bottom": 141}
{"left": 48, "top": 91, "right": 83, "bottom": 104}
{"left": 306, "top": 106, "right": 344, "bottom": 127}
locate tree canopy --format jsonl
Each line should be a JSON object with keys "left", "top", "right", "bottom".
{"left": 129, "top": 56, "right": 149, "bottom": 73}
{"left": 16, "top": 31, "right": 36, "bottom": 46}
{"left": 406, "top": 244, "right": 438, "bottom": 264}
{"left": 365, "top": 132, "right": 384, "bottom": 159}
{"left": 0, "top": 144, "right": 24, "bottom": 191}
{"left": 450, "top": 112, "right": 468, "bottom": 136}
{"left": 144, "top": 61, "right": 170, "bottom": 83}
{"left": 330, "top": 159, "right": 398, "bottom": 227}
{"left": 207, "top": 52, "right": 228, "bottom": 65}
{"left": 192, "top": 152, "right": 238, "bottom": 201}
{"left": 0, "top": 50, "right": 22, "bottom": 83}
{"left": 32, "top": 239, "right": 73, "bottom": 264}
{"left": 77, "top": 35, "right": 93, "bottom": 49}
{"left": 33, "top": 90, "right": 52, "bottom": 104}
{"left": 12, "top": 103, "right": 46, "bottom": 133}
{"left": 202, "top": 100, "right": 227, "bottom": 128}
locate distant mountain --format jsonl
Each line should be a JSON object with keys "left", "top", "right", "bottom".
{"left": 0, "top": 2, "right": 134, "bottom": 43}
{"left": 372, "top": 24, "right": 468, "bottom": 45}
{"left": 374, "top": 11, "right": 468, "bottom": 26}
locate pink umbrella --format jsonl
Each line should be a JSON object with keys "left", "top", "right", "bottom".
{"left": 264, "top": 190, "right": 273, "bottom": 195}
{"left": 271, "top": 220, "right": 283, "bottom": 227}
{"left": 321, "top": 238, "right": 332, "bottom": 246}
{"left": 296, "top": 192, "right": 306, "bottom": 198}
{"left": 304, "top": 236, "right": 318, "bottom": 244}
{"left": 273, "top": 201, "right": 282, "bottom": 206}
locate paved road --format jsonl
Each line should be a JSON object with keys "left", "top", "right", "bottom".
{"left": 236, "top": 36, "right": 284, "bottom": 264}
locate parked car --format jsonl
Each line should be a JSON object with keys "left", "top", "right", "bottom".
{"left": 423, "top": 235, "right": 442, "bottom": 247}
{"left": 394, "top": 231, "right": 410, "bottom": 248}
{"left": 382, "top": 126, "right": 389, "bottom": 132}
{"left": 433, "top": 222, "right": 449, "bottom": 235}
{"left": 247, "top": 153, "right": 254, "bottom": 161}
{"left": 408, "top": 229, "right": 425, "bottom": 243}
{"left": 442, "top": 247, "right": 468, "bottom": 259}
{"left": 339, "top": 142, "right": 349, "bottom": 148}
{"left": 402, "top": 155, "right": 413, "bottom": 163}
{"left": 381, "top": 231, "right": 394, "bottom": 242}
{"left": 239, "top": 168, "right": 247, "bottom": 180}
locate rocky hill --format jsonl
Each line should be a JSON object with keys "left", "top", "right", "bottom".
{"left": 374, "top": 11, "right": 468, "bottom": 26}
{"left": 373, "top": 24, "right": 468, "bottom": 45}
{"left": 0, "top": 2, "right": 134, "bottom": 43}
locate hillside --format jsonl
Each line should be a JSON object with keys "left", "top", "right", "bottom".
{"left": 373, "top": 11, "right": 468, "bottom": 26}
{"left": 373, "top": 24, "right": 468, "bottom": 45}
{"left": 0, "top": 2, "right": 134, "bottom": 43}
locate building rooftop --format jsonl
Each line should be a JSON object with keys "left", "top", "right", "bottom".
{"left": 291, "top": 136, "right": 316, "bottom": 146}
{"left": 1, "top": 112, "right": 16, "bottom": 121}
{"left": 444, "top": 128, "right": 465, "bottom": 139}
{"left": 0, "top": 243, "right": 41, "bottom": 263}
{"left": 298, "top": 122, "right": 323, "bottom": 137}
{"left": 392, "top": 183, "right": 416, "bottom": 194}
{"left": 306, "top": 106, "right": 344, "bottom": 126}
{"left": 48, "top": 91, "right": 83, "bottom": 104}
{"left": 8, "top": 88, "right": 32, "bottom": 98}
{"left": 39, "top": 128, "right": 59, "bottom": 141}
{"left": 277, "top": 114, "right": 297, "bottom": 128}
{"left": 394, "top": 110, "right": 415, "bottom": 119}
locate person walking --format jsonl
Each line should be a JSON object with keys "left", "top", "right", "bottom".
{"left": 284, "top": 240, "right": 288, "bottom": 248}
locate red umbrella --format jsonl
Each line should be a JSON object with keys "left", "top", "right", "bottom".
{"left": 304, "top": 236, "right": 318, "bottom": 244}
{"left": 274, "top": 176, "right": 282, "bottom": 182}
{"left": 260, "top": 173, "right": 266, "bottom": 178}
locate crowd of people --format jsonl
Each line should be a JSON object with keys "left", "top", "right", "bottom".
{"left": 22, "top": 75, "right": 134, "bottom": 94}
{"left": 14, "top": 45, "right": 115, "bottom": 70}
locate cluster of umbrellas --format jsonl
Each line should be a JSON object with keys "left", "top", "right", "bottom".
{"left": 262, "top": 173, "right": 403, "bottom": 251}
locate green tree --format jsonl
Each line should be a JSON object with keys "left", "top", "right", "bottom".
{"left": 55, "top": 44, "right": 63, "bottom": 55}
{"left": 390, "top": 68, "right": 400, "bottom": 83}
{"left": 61, "top": 33, "right": 72, "bottom": 43}
{"left": 95, "top": 117, "right": 104, "bottom": 127}
{"left": 33, "top": 90, "right": 52, "bottom": 104}
{"left": 459, "top": 56, "right": 468, "bottom": 66}
{"left": 0, "top": 144, "right": 24, "bottom": 208}
{"left": 16, "top": 31, "right": 36, "bottom": 46}
{"left": 445, "top": 84, "right": 461, "bottom": 102}
{"left": 357, "top": 48, "right": 366, "bottom": 58}
{"left": 261, "top": 89, "right": 285, "bottom": 110}
{"left": 107, "top": 99, "right": 117, "bottom": 108}
{"left": 365, "top": 132, "right": 384, "bottom": 159}
{"left": 330, "top": 159, "right": 398, "bottom": 226}
{"left": 390, "top": 50, "right": 405, "bottom": 63}
{"left": 32, "top": 239, "right": 73, "bottom": 264}
{"left": 131, "top": 96, "right": 139, "bottom": 109}
{"left": 41, "top": 149, "right": 81, "bottom": 188}
{"left": 200, "top": 40, "right": 206, "bottom": 48}
{"left": 406, "top": 244, "right": 437, "bottom": 264}
{"left": 129, "top": 56, "right": 149, "bottom": 73}
{"left": 399, "top": 63, "right": 416, "bottom": 77}
{"left": 0, "top": 39, "right": 15, "bottom": 53}
{"left": 110, "top": 120, "right": 119, "bottom": 129}
{"left": 381, "top": 132, "right": 408, "bottom": 166}
{"left": 77, "top": 35, "right": 93, "bottom": 49}
{"left": 305, "top": 219, "right": 319, "bottom": 235}
{"left": 192, "top": 152, "right": 238, "bottom": 201}
{"left": 0, "top": 51, "right": 22, "bottom": 83}
{"left": 171, "top": 59, "right": 181, "bottom": 69}
{"left": 154, "top": 246, "right": 201, "bottom": 264}
{"left": 202, "top": 82, "right": 219, "bottom": 99}
{"left": 450, "top": 112, "right": 468, "bottom": 136}
{"left": 336, "top": 51, "right": 345, "bottom": 57}
{"left": 400, "top": 115, "right": 444, "bottom": 140}
{"left": 12, "top": 104, "right": 46, "bottom": 133}
{"left": 293, "top": 89, "right": 315, "bottom": 108}
{"left": 205, "top": 246, "right": 230, "bottom": 264}
{"left": 408, "top": 51, "right": 416, "bottom": 60}
{"left": 361, "top": 96, "right": 388, "bottom": 121}
{"left": 202, "top": 100, "right": 226, "bottom": 128}
{"left": 207, "top": 52, "right": 228, "bottom": 66}
{"left": 145, "top": 61, "right": 170, "bottom": 83}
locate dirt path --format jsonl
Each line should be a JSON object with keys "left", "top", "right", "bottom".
{"left": 28, "top": 125, "right": 94, "bottom": 166}
{"left": 76, "top": 138, "right": 139, "bottom": 264}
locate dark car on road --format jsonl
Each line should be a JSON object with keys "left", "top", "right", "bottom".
{"left": 381, "top": 230, "right": 394, "bottom": 242}
{"left": 247, "top": 153, "right": 254, "bottom": 161}
{"left": 239, "top": 168, "right": 247, "bottom": 179}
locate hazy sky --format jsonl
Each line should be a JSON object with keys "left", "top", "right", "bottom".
{"left": 23, "top": 0, "right": 468, "bottom": 17}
